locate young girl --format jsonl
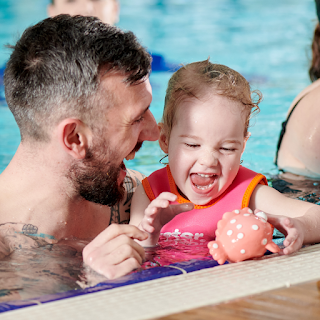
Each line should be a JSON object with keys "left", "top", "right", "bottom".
{"left": 130, "top": 60, "right": 320, "bottom": 256}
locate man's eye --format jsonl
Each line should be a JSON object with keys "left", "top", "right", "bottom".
{"left": 134, "top": 116, "right": 144, "bottom": 124}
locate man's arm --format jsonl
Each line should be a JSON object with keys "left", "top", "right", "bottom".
{"left": 82, "top": 224, "right": 148, "bottom": 279}
{"left": 82, "top": 169, "right": 148, "bottom": 279}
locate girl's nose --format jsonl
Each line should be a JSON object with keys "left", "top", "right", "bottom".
{"left": 199, "top": 150, "right": 218, "bottom": 167}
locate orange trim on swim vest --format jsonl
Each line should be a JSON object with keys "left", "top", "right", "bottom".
{"left": 166, "top": 165, "right": 228, "bottom": 209}
{"left": 241, "top": 174, "right": 268, "bottom": 208}
{"left": 142, "top": 177, "right": 156, "bottom": 201}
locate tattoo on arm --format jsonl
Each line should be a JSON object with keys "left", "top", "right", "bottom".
{"left": 108, "top": 170, "right": 145, "bottom": 225}
{"left": 0, "top": 223, "right": 55, "bottom": 252}
{"left": 109, "top": 203, "right": 121, "bottom": 225}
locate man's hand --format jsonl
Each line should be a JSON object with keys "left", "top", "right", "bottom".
{"left": 139, "top": 192, "right": 194, "bottom": 234}
{"left": 266, "top": 213, "right": 305, "bottom": 255}
{"left": 82, "top": 224, "right": 148, "bottom": 279}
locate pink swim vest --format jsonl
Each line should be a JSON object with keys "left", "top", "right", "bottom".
{"left": 142, "top": 165, "right": 268, "bottom": 241}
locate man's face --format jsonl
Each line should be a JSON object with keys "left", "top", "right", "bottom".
{"left": 48, "top": 0, "right": 119, "bottom": 25}
{"left": 68, "top": 73, "right": 159, "bottom": 206}
{"left": 68, "top": 139, "right": 124, "bottom": 206}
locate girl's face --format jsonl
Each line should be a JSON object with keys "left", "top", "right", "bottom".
{"left": 160, "top": 94, "right": 248, "bottom": 205}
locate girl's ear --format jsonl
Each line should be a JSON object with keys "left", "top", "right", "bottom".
{"left": 158, "top": 123, "right": 169, "bottom": 154}
{"left": 241, "top": 132, "right": 251, "bottom": 156}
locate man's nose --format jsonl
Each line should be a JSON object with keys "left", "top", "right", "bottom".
{"left": 139, "top": 110, "right": 160, "bottom": 142}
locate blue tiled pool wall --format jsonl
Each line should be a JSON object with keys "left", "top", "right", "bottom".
{"left": 0, "top": 259, "right": 221, "bottom": 313}
{"left": 0, "top": 235, "right": 287, "bottom": 314}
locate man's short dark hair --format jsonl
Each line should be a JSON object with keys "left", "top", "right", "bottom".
{"left": 4, "top": 14, "right": 151, "bottom": 141}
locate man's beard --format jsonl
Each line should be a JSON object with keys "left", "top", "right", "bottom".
{"left": 67, "top": 146, "right": 125, "bottom": 207}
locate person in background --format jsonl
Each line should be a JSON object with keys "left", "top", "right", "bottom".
{"left": 0, "top": 0, "right": 177, "bottom": 103}
{"left": 275, "top": 0, "right": 320, "bottom": 179}
{"left": 47, "top": 0, "right": 120, "bottom": 26}
{"left": 130, "top": 60, "right": 320, "bottom": 256}
{"left": 47, "top": 0, "right": 178, "bottom": 72}
{"left": 0, "top": 14, "right": 167, "bottom": 280}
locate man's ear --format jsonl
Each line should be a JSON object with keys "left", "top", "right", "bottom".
{"left": 158, "top": 123, "right": 169, "bottom": 154}
{"left": 58, "top": 119, "right": 92, "bottom": 160}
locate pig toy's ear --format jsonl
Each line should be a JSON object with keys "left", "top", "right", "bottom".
{"left": 265, "top": 241, "right": 280, "bottom": 253}
{"left": 208, "top": 241, "right": 228, "bottom": 265}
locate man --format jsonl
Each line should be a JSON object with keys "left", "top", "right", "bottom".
{"left": 0, "top": 14, "right": 159, "bottom": 279}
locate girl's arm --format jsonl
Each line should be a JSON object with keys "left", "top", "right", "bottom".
{"left": 130, "top": 184, "right": 193, "bottom": 247}
{"left": 250, "top": 184, "right": 320, "bottom": 253}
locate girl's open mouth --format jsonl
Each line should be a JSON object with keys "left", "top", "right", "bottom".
{"left": 190, "top": 173, "right": 217, "bottom": 191}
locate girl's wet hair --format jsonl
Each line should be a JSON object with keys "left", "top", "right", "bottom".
{"left": 162, "top": 59, "right": 262, "bottom": 137}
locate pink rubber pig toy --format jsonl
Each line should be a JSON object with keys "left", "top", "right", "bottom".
{"left": 208, "top": 207, "right": 280, "bottom": 264}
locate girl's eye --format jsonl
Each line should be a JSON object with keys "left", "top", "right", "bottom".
{"left": 221, "top": 147, "right": 236, "bottom": 152}
{"left": 185, "top": 143, "right": 199, "bottom": 148}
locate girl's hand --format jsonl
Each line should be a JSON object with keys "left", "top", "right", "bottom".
{"left": 139, "top": 192, "right": 194, "bottom": 234}
{"left": 265, "top": 213, "right": 305, "bottom": 255}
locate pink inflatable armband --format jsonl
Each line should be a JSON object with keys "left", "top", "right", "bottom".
{"left": 208, "top": 207, "right": 280, "bottom": 264}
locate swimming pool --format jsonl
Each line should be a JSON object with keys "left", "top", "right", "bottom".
{"left": 0, "top": 0, "right": 317, "bottom": 177}
{"left": 0, "top": 0, "right": 318, "bottom": 313}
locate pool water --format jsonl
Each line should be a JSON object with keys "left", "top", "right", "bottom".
{"left": 0, "top": 0, "right": 317, "bottom": 176}
{"left": 0, "top": 0, "right": 319, "bottom": 309}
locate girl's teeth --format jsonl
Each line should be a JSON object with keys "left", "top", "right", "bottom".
{"left": 195, "top": 183, "right": 214, "bottom": 190}
{"left": 197, "top": 173, "right": 213, "bottom": 178}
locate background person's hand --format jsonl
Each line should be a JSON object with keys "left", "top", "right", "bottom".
{"left": 82, "top": 224, "right": 148, "bottom": 279}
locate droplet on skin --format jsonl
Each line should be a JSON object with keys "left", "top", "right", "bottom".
{"left": 237, "top": 233, "right": 244, "bottom": 239}
{"left": 227, "top": 230, "right": 233, "bottom": 236}
{"left": 212, "top": 243, "right": 218, "bottom": 249}
{"left": 230, "top": 219, "right": 236, "bottom": 224}
{"left": 234, "top": 210, "right": 240, "bottom": 214}
{"left": 232, "top": 239, "right": 236, "bottom": 243}
{"left": 240, "top": 249, "right": 245, "bottom": 254}
{"left": 262, "top": 238, "right": 267, "bottom": 245}
{"left": 248, "top": 209, "right": 253, "bottom": 213}
{"left": 252, "top": 225, "right": 259, "bottom": 230}
{"left": 236, "top": 224, "right": 242, "bottom": 229}
{"left": 243, "top": 213, "right": 250, "bottom": 217}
